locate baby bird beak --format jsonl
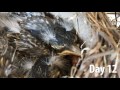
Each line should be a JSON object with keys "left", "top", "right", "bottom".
{"left": 58, "top": 50, "right": 81, "bottom": 66}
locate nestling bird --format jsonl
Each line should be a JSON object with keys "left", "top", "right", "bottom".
{"left": 17, "top": 12, "right": 77, "bottom": 50}
{"left": 29, "top": 55, "right": 50, "bottom": 78}
{"left": 0, "top": 12, "right": 81, "bottom": 78}
{"left": 30, "top": 49, "right": 81, "bottom": 78}
{"left": 30, "top": 55, "right": 72, "bottom": 78}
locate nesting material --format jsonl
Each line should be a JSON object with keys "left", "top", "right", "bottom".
{"left": 0, "top": 13, "right": 21, "bottom": 33}
{"left": 73, "top": 12, "right": 120, "bottom": 78}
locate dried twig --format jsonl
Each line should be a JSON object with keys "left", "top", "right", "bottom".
{"left": 83, "top": 50, "right": 114, "bottom": 63}
{"left": 11, "top": 46, "right": 17, "bottom": 62}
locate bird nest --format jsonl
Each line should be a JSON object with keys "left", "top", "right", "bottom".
{"left": 0, "top": 12, "right": 119, "bottom": 78}
{"left": 72, "top": 12, "right": 120, "bottom": 78}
